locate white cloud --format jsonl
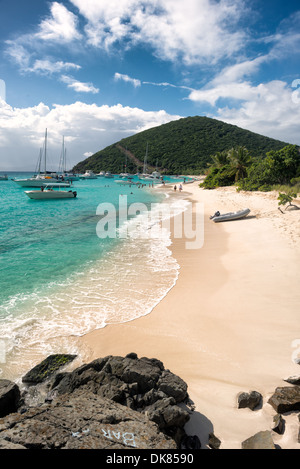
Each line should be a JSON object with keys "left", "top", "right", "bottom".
{"left": 60, "top": 75, "right": 99, "bottom": 94}
{"left": 5, "top": 41, "right": 31, "bottom": 71}
{"left": 214, "top": 80, "right": 300, "bottom": 145}
{"left": 70, "top": 0, "right": 247, "bottom": 64}
{"left": 114, "top": 73, "right": 141, "bottom": 88}
{"left": 0, "top": 101, "right": 181, "bottom": 170}
{"left": 36, "top": 2, "right": 82, "bottom": 43}
{"left": 0, "top": 80, "right": 6, "bottom": 102}
{"left": 30, "top": 60, "right": 81, "bottom": 75}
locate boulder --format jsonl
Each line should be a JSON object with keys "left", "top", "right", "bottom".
{"left": 208, "top": 432, "right": 221, "bottom": 449}
{"left": 272, "top": 414, "right": 285, "bottom": 434}
{"left": 0, "top": 390, "right": 176, "bottom": 449}
{"left": 241, "top": 431, "right": 276, "bottom": 449}
{"left": 22, "top": 354, "right": 77, "bottom": 385}
{"left": 237, "top": 391, "right": 262, "bottom": 410}
{"left": 268, "top": 386, "right": 300, "bottom": 413}
{"left": 284, "top": 376, "right": 300, "bottom": 386}
{"left": 0, "top": 380, "right": 21, "bottom": 418}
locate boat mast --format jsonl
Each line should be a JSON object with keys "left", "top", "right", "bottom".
{"left": 36, "top": 148, "right": 42, "bottom": 174}
{"left": 44, "top": 128, "right": 48, "bottom": 174}
{"left": 143, "top": 142, "right": 148, "bottom": 174}
{"left": 64, "top": 147, "right": 67, "bottom": 173}
{"left": 58, "top": 136, "right": 65, "bottom": 173}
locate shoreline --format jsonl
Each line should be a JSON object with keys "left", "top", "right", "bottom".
{"left": 78, "top": 181, "right": 300, "bottom": 449}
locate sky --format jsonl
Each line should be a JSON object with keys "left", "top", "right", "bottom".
{"left": 0, "top": 0, "right": 300, "bottom": 171}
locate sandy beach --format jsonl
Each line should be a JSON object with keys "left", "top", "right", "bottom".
{"left": 78, "top": 181, "right": 300, "bottom": 449}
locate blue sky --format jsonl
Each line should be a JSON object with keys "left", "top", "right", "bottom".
{"left": 0, "top": 0, "right": 300, "bottom": 170}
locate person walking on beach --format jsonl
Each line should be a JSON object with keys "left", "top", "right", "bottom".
{"left": 179, "top": 184, "right": 182, "bottom": 192}
{"left": 174, "top": 185, "right": 177, "bottom": 191}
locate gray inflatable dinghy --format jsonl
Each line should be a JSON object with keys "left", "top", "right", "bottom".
{"left": 210, "top": 208, "right": 250, "bottom": 222}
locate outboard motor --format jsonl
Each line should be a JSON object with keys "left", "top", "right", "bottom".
{"left": 210, "top": 211, "right": 220, "bottom": 220}
{"left": 73, "top": 191, "right": 77, "bottom": 198}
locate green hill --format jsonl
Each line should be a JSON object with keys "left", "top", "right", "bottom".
{"left": 73, "top": 116, "right": 290, "bottom": 175}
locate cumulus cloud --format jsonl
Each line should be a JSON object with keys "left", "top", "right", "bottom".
{"left": 70, "top": 0, "right": 247, "bottom": 64}
{"left": 36, "top": 2, "right": 82, "bottom": 43}
{"left": 215, "top": 80, "right": 300, "bottom": 144}
{"left": 0, "top": 101, "right": 181, "bottom": 170}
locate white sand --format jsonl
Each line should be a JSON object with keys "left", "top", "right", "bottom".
{"left": 78, "top": 182, "right": 300, "bottom": 449}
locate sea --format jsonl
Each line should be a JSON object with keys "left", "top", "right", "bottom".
{"left": 0, "top": 172, "right": 190, "bottom": 382}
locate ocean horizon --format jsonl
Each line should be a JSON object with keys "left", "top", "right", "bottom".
{"left": 0, "top": 172, "right": 189, "bottom": 382}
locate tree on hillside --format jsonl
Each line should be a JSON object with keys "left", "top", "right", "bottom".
{"left": 209, "top": 150, "right": 229, "bottom": 169}
{"left": 264, "top": 145, "right": 300, "bottom": 185}
{"left": 227, "top": 146, "right": 252, "bottom": 181}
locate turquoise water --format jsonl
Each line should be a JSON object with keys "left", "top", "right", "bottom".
{"left": 0, "top": 172, "right": 189, "bottom": 380}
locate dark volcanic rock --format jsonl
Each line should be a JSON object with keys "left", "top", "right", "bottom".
{"left": 0, "top": 354, "right": 192, "bottom": 449}
{"left": 241, "top": 431, "right": 276, "bottom": 449}
{"left": 157, "top": 370, "right": 188, "bottom": 403}
{"left": 0, "top": 380, "right": 21, "bottom": 418}
{"left": 284, "top": 375, "right": 300, "bottom": 386}
{"left": 237, "top": 391, "right": 262, "bottom": 410}
{"left": 208, "top": 432, "right": 221, "bottom": 449}
{"left": 268, "top": 386, "right": 300, "bottom": 413}
{"left": 22, "top": 354, "right": 77, "bottom": 385}
{"left": 0, "top": 390, "right": 176, "bottom": 449}
{"left": 272, "top": 414, "right": 285, "bottom": 434}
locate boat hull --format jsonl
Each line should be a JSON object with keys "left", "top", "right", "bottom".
{"left": 25, "top": 190, "right": 77, "bottom": 199}
{"left": 14, "top": 178, "right": 59, "bottom": 187}
{"left": 212, "top": 208, "right": 251, "bottom": 222}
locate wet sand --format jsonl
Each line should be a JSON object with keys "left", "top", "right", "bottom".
{"left": 78, "top": 182, "right": 300, "bottom": 449}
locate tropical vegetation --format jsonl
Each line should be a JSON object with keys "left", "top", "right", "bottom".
{"left": 201, "top": 144, "right": 300, "bottom": 196}
{"left": 73, "top": 116, "right": 289, "bottom": 175}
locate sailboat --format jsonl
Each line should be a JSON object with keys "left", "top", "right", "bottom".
{"left": 138, "top": 143, "right": 151, "bottom": 181}
{"left": 14, "top": 129, "right": 60, "bottom": 187}
{"left": 58, "top": 137, "right": 79, "bottom": 181}
{"left": 119, "top": 150, "right": 134, "bottom": 179}
{"left": 138, "top": 144, "right": 162, "bottom": 182}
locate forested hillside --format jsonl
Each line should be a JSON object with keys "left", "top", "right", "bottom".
{"left": 73, "top": 116, "right": 289, "bottom": 175}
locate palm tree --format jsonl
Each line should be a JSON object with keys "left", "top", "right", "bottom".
{"left": 227, "top": 146, "right": 252, "bottom": 181}
{"left": 209, "top": 150, "right": 229, "bottom": 169}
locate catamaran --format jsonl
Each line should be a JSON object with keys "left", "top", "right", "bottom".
{"left": 0, "top": 174, "right": 8, "bottom": 181}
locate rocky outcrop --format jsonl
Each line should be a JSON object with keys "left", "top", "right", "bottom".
{"left": 0, "top": 353, "right": 193, "bottom": 449}
{"left": 268, "top": 386, "right": 300, "bottom": 413}
{"left": 0, "top": 390, "right": 176, "bottom": 449}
